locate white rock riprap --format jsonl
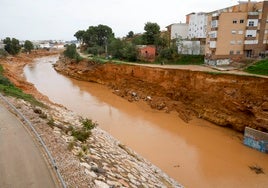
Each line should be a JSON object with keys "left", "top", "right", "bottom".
{"left": 6, "top": 97, "right": 183, "bottom": 188}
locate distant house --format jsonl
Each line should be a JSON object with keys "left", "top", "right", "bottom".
{"left": 52, "top": 43, "right": 65, "bottom": 49}
{"left": 39, "top": 42, "right": 51, "bottom": 49}
{"left": 137, "top": 45, "right": 156, "bottom": 62}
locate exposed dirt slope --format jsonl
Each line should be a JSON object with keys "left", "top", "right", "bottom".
{"left": 54, "top": 57, "right": 268, "bottom": 132}
{"left": 0, "top": 50, "right": 59, "bottom": 102}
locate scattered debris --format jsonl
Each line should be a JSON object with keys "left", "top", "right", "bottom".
{"left": 249, "top": 165, "right": 265, "bottom": 174}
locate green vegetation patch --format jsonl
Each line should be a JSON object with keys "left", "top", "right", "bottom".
{"left": 64, "top": 44, "right": 83, "bottom": 62}
{"left": 160, "top": 54, "right": 204, "bottom": 65}
{"left": 245, "top": 59, "right": 268, "bottom": 76}
{"left": 0, "top": 65, "right": 44, "bottom": 106}
{"left": 71, "top": 118, "right": 96, "bottom": 142}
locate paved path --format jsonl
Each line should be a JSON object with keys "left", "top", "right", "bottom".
{"left": 0, "top": 103, "right": 58, "bottom": 188}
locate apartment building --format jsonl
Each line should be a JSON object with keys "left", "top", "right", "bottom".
{"left": 188, "top": 12, "right": 208, "bottom": 39}
{"left": 166, "top": 23, "right": 189, "bottom": 43}
{"left": 205, "top": 0, "right": 268, "bottom": 65}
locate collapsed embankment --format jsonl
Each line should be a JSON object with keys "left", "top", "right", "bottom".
{"left": 54, "top": 56, "right": 268, "bottom": 132}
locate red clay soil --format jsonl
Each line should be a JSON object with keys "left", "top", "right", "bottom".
{"left": 54, "top": 56, "right": 268, "bottom": 132}
{"left": 0, "top": 50, "right": 60, "bottom": 102}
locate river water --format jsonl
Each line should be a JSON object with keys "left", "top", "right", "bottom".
{"left": 24, "top": 56, "right": 268, "bottom": 187}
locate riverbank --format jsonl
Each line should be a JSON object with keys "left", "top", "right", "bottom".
{"left": 54, "top": 56, "right": 268, "bottom": 132}
{"left": 0, "top": 51, "right": 182, "bottom": 187}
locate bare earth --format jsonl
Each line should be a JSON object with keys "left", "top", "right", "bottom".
{"left": 0, "top": 101, "right": 58, "bottom": 188}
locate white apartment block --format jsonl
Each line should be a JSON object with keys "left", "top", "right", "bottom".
{"left": 166, "top": 23, "right": 189, "bottom": 40}
{"left": 188, "top": 12, "right": 208, "bottom": 39}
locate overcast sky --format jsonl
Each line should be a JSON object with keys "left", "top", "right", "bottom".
{"left": 0, "top": 0, "right": 237, "bottom": 41}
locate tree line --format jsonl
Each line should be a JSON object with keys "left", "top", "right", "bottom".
{"left": 73, "top": 22, "right": 177, "bottom": 62}
{"left": 0, "top": 37, "right": 34, "bottom": 57}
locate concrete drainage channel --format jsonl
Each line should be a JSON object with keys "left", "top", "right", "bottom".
{"left": 0, "top": 93, "right": 67, "bottom": 188}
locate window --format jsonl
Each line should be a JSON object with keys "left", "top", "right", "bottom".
{"left": 236, "top": 51, "right": 240, "bottom": 55}
{"left": 230, "top": 40, "right": 236, "bottom": 45}
{"left": 230, "top": 50, "right": 234, "bottom": 55}
{"left": 248, "top": 21, "right": 254, "bottom": 26}
{"left": 233, "top": 20, "right": 237, "bottom": 24}
{"left": 240, "top": 19, "right": 244, "bottom": 24}
{"left": 237, "top": 40, "right": 242, "bottom": 45}
{"left": 231, "top": 30, "right": 236, "bottom": 34}
{"left": 211, "top": 20, "right": 218, "bottom": 28}
{"left": 210, "top": 41, "right": 216, "bottom": 48}
{"left": 247, "top": 19, "right": 258, "bottom": 27}
{"left": 246, "top": 30, "right": 257, "bottom": 37}
{"left": 238, "top": 30, "right": 244, "bottom": 35}
{"left": 209, "top": 31, "right": 217, "bottom": 38}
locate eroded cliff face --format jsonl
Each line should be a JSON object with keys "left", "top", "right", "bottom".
{"left": 54, "top": 57, "right": 268, "bottom": 132}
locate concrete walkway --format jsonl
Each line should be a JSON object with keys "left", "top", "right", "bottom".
{"left": 0, "top": 103, "right": 58, "bottom": 188}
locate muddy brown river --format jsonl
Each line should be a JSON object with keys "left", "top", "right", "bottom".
{"left": 24, "top": 56, "right": 268, "bottom": 187}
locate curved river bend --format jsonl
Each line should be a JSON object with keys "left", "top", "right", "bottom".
{"left": 24, "top": 56, "right": 268, "bottom": 188}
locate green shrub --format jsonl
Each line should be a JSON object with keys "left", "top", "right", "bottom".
{"left": 64, "top": 44, "right": 82, "bottom": 62}
{"left": 47, "top": 117, "right": 55, "bottom": 127}
{"left": 71, "top": 129, "right": 90, "bottom": 142}
{"left": 81, "top": 118, "right": 96, "bottom": 131}
{"left": 82, "top": 144, "right": 88, "bottom": 153}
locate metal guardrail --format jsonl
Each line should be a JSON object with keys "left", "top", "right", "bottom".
{"left": 0, "top": 93, "right": 67, "bottom": 188}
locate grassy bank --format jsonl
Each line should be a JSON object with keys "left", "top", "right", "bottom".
{"left": 163, "top": 55, "right": 204, "bottom": 65}
{"left": 245, "top": 59, "right": 268, "bottom": 76}
{"left": 0, "top": 65, "right": 43, "bottom": 106}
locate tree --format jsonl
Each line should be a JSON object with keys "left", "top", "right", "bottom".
{"left": 74, "top": 30, "right": 86, "bottom": 45}
{"left": 143, "top": 22, "right": 161, "bottom": 45}
{"left": 126, "top": 31, "right": 134, "bottom": 38}
{"left": 131, "top": 34, "right": 144, "bottom": 45}
{"left": 82, "top": 25, "right": 114, "bottom": 47}
{"left": 109, "top": 38, "right": 124, "bottom": 59}
{"left": 3, "top": 37, "right": 21, "bottom": 55}
{"left": 120, "top": 42, "right": 137, "bottom": 62}
{"left": 77, "top": 25, "right": 115, "bottom": 55}
{"left": 24, "top": 40, "right": 34, "bottom": 53}
{"left": 64, "top": 44, "right": 82, "bottom": 62}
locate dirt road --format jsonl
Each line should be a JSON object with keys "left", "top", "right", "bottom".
{"left": 0, "top": 102, "right": 58, "bottom": 188}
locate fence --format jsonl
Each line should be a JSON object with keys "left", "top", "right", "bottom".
{"left": 244, "top": 127, "right": 268, "bottom": 153}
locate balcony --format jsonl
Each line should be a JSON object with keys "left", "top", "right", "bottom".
{"left": 246, "top": 26, "right": 258, "bottom": 30}
{"left": 244, "top": 40, "right": 258, "bottom": 45}
{"left": 211, "top": 27, "right": 218, "bottom": 31}
{"left": 248, "top": 12, "right": 259, "bottom": 19}
{"left": 210, "top": 38, "right": 217, "bottom": 41}
{"left": 248, "top": 12, "right": 259, "bottom": 15}
{"left": 244, "top": 36, "right": 257, "bottom": 40}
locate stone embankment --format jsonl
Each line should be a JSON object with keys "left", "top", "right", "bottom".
{"left": 3, "top": 97, "right": 181, "bottom": 188}
{"left": 54, "top": 56, "right": 268, "bottom": 132}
